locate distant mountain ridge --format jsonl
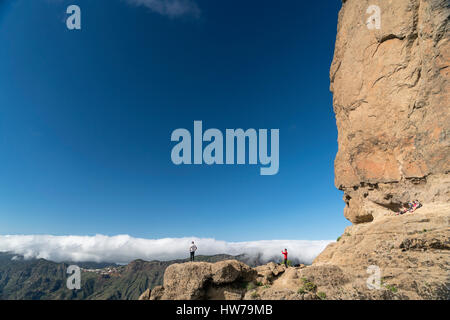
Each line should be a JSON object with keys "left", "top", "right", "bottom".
{"left": 0, "top": 251, "right": 268, "bottom": 300}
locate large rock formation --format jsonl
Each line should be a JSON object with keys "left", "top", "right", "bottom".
{"left": 314, "top": 0, "right": 450, "bottom": 300}
{"left": 331, "top": 0, "right": 449, "bottom": 223}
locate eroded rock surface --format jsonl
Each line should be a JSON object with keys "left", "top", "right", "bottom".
{"left": 140, "top": 254, "right": 448, "bottom": 300}
{"left": 313, "top": 0, "right": 450, "bottom": 300}
{"left": 315, "top": 204, "right": 450, "bottom": 299}
{"left": 147, "top": 260, "right": 256, "bottom": 300}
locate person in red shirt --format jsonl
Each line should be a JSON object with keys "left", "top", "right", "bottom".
{"left": 281, "top": 249, "right": 288, "bottom": 267}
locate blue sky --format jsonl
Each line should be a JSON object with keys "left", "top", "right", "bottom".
{"left": 0, "top": 0, "right": 349, "bottom": 241}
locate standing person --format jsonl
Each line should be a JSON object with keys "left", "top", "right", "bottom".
{"left": 281, "top": 249, "right": 288, "bottom": 267}
{"left": 189, "top": 241, "right": 197, "bottom": 262}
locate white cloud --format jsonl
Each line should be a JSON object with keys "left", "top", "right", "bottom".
{"left": 126, "top": 0, "right": 201, "bottom": 18}
{"left": 0, "top": 234, "right": 332, "bottom": 265}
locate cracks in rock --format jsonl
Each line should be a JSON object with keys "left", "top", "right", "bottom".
{"left": 411, "top": 67, "right": 422, "bottom": 88}
{"left": 362, "top": 41, "right": 381, "bottom": 59}
{"left": 371, "top": 64, "right": 408, "bottom": 88}
{"left": 429, "top": 0, "right": 448, "bottom": 45}
{"left": 397, "top": 67, "right": 422, "bottom": 93}
{"left": 330, "top": 61, "right": 342, "bottom": 85}
{"left": 400, "top": 238, "right": 450, "bottom": 251}
{"left": 348, "top": 99, "right": 368, "bottom": 111}
{"left": 405, "top": 175, "right": 428, "bottom": 185}
{"left": 378, "top": 34, "right": 406, "bottom": 44}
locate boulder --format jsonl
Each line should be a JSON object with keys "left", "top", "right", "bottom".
{"left": 254, "top": 262, "right": 286, "bottom": 284}
{"left": 211, "top": 260, "right": 256, "bottom": 284}
{"left": 148, "top": 260, "right": 257, "bottom": 300}
{"left": 160, "top": 262, "right": 213, "bottom": 299}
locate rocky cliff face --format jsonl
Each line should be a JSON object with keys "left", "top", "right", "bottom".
{"left": 314, "top": 0, "right": 450, "bottom": 299}
{"left": 331, "top": 0, "right": 449, "bottom": 223}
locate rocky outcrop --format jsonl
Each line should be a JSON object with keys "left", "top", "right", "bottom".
{"left": 140, "top": 256, "right": 444, "bottom": 300}
{"left": 139, "top": 260, "right": 330, "bottom": 300}
{"left": 315, "top": 204, "right": 450, "bottom": 299}
{"left": 140, "top": 208, "right": 449, "bottom": 300}
{"left": 331, "top": 0, "right": 449, "bottom": 223}
{"left": 254, "top": 262, "right": 287, "bottom": 285}
{"left": 147, "top": 260, "right": 256, "bottom": 300}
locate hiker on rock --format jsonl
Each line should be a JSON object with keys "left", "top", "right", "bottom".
{"left": 398, "top": 204, "right": 409, "bottom": 215}
{"left": 397, "top": 200, "right": 422, "bottom": 215}
{"left": 281, "top": 248, "right": 288, "bottom": 267}
{"left": 190, "top": 241, "right": 197, "bottom": 262}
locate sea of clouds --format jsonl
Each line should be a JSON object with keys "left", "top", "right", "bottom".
{"left": 0, "top": 235, "right": 333, "bottom": 265}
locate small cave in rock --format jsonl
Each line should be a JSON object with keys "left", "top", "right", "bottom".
{"left": 354, "top": 214, "right": 374, "bottom": 224}
{"left": 406, "top": 176, "right": 427, "bottom": 185}
{"left": 345, "top": 194, "right": 351, "bottom": 206}
{"left": 374, "top": 201, "right": 404, "bottom": 212}
{"left": 384, "top": 194, "right": 393, "bottom": 200}
{"left": 367, "top": 183, "right": 379, "bottom": 190}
